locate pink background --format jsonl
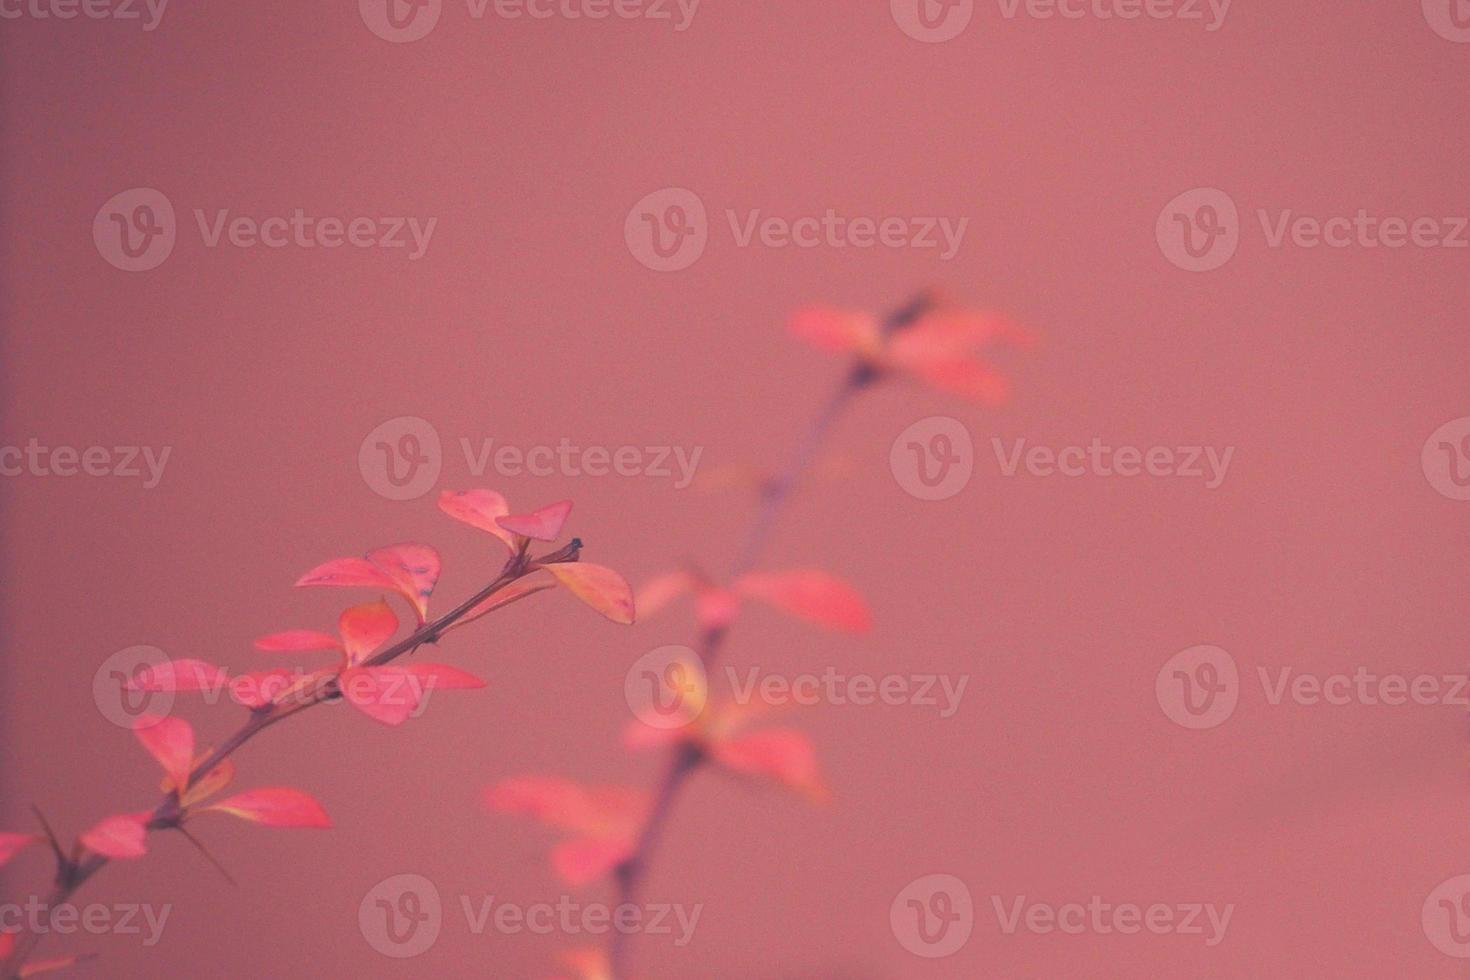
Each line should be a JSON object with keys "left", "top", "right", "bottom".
{"left": 3, "top": 1, "right": 1469, "bottom": 976}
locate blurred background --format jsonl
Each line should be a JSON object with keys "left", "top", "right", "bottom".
{"left": 2, "top": 1, "right": 1468, "bottom": 976}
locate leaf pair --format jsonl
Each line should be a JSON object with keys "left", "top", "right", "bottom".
{"left": 484, "top": 777, "right": 648, "bottom": 887}
{"left": 79, "top": 715, "right": 330, "bottom": 860}
{"left": 636, "top": 567, "right": 871, "bottom": 633}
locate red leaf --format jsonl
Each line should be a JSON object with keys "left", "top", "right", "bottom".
{"left": 402, "top": 663, "right": 486, "bottom": 690}
{"left": 124, "top": 659, "right": 229, "bottom": 692}
{"left": 339, "top": 599, "right": 398, "bottom": 665}
{"left": 253, "top": 630, "right": 343, "bottom": 654}
{"left": 542, "top": 562, "right": 635, "bottom": 624}
{"left": 134, "top": 715, "right": 194, "bottom": 791}
{"left": 444, "top": 581, "right": 557, "bottom": 634}
{"left": 733, "top": 569, "right": 871, "bottom": 632}
{"left": 20, "top": 954, "right": 89, "bottom": 978}
{"left": 0, "top": 832, "right": 41, "bottom": 869}
{"left": 80, "top": 812, "right": 149, "bottom": 858}
{"left": 496, "top": 499, "right": 573, "bottom": 542}
{"left": 438, "top": 489, "right": 517, "bottom": 550}
{"left": 294, "top": 556, "right": 399, "bottom": 593}
{"left": 339, "top": 666, "right": 422, "bottom": 726}
{"left": 711, "top": 728, "right": 828, "bottom": 800}
{"left": 550, "top": 836, "right": 634, "bottom": 887}
{"left": 366, "top": 543, "right": 442, "bottom": 624}
{"left": 633, "top": 571, "right": 693, "bottom": 619}
{"left": 788, "top": 306, "right": 880, "bottom": 356}
{"left": 485, "top": 777, "right": 644, "bottom": 838}
{"left": 206, "top": 787, "right": 331, "bottom": 828}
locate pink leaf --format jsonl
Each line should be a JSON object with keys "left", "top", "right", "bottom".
{"left": 253, "top": 630, "right": 343, "bottom": 654}
{"left": 444, "top": 580, "right": 557, "bottom": 634}
{"left": 633, "top": 571, "right": 693, "bottom": 620}
{"left": 485, "top": 778, "right": 645, "bottom": 837}
{"left": 788, "top": 306, "right": 880, "bottom": 355}
{"left": 541, "top": 562, "right": 635, "bottom": 625}
{"left": 0, "top": 832, "right": 41, "bottom": 869}
{"left": 20, "top": 955, "right": 89, "bottom": 978}
{"left": 294, "top": 556, "right": 399, "bottom": 593}
{"left": 206, "top": 787, "right": 331, "bottom": 828}
{"left": 366, "top": 543, "right": 442, "bottom": 624}
{"left": 80, "top": 812, "right": 149, "bottom": 858}
{"left": 711, "top": 728, "right": 828, "bottom": 800}
{"left": 438, "top": 489, "right": 517, "bottom": 549}
{"left": 339, "top": 666, "right": 422, "bottom": 726}
{"left": 124, "top": 659, "right": 229, "bottom": 692}
{"left": 733, "top": 569, "right": 871, "bottom": 633}
{"left": 496, "top": 499, "right": 573, "bottom": 542}
{"left": 133, "top": 714, "right": 194, "bottom": 791}
{"left": 550, "top": 836, "right": 634, "bottom": 887}
{"left": 402, "top": 663, "right": 486, "bottom": 690}
{"left": 338, "top": 599, "right": 398, "bottom": 665}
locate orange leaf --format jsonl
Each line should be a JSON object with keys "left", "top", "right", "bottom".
{"left": 339, "top": 600, "right": 398, "bottom": 665}
{"left": 496, "top": 499, "right": 572, "bottom": 541}
{"left": 134, "top": 715, "right": 194, "bottom": 792}
{"left": 438, "top": 489, "right": 516, "bottom": 550}
{"left": 733, "top": 569, "right": 871, "bottom": 632}
{"left": 633, "top": 571, "right": 694, "bottom": 620}
{"left": 205, "top": 787, "right": 331, "bottom": 828}
{"left": 542, "top": 562, "right": 635, "bottom": 624}
{"left": 179, "top": 759, "right": 235, "bottom": 809}
{"left": 80, "top": 812, "right": 149, "bottom": 858}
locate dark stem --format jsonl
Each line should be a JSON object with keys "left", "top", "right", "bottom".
{"left": 607, "top": 292, "right": 935, "bottom": 978}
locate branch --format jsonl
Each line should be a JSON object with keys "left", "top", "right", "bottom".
{"left": 608, "top": 292, "right": 935, "bottom": 977}
{"left": 1, "top": 538, "right": 574, "bottom": 980}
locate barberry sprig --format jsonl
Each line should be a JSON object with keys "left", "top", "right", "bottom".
{"left": 0, "top": 491, "right": 634, "bottom": 979}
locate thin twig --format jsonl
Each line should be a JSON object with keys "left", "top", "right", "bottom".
{"left": 608, "top": 293, "right": 935, "bottom": 977}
